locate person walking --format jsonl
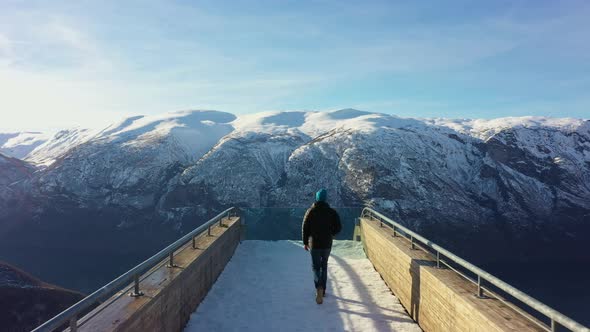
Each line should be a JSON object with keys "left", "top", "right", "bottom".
{"left": 302, "top": 189, "right": 342, "bottom": 304}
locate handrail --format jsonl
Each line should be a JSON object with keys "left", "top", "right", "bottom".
{"left": 32, "top": 207, "right": 239, "bottom": 332}
{"left": 361, "top": 207, "right": 589, "bottom": 332}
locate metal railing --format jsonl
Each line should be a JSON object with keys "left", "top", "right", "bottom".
{"left": 32, "top": 207, "right": 239, "bottom": 332}
{"left": 361, "top": 207, "right": 589, "bottom": 332}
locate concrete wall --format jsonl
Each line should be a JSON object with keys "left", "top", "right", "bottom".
{"left": 77, "top": 217, "right": 241, "bottom": 332}
{"left": 360, "top": 217, "right": 544, "bottom": 332}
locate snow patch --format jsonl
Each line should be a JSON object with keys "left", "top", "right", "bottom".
{"left": 25, "top": 128, "right": 97, "bottom": 166}
{"left": 0, "top": 132, "right": 50, "bottom": 159}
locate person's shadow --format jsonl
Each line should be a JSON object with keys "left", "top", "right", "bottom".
{"left": 330, "top": 254, "right": 417, "bottom": 331}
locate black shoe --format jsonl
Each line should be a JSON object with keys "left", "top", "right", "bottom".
{"left": 323, "top": 289, "right": 326, "bottom": 297}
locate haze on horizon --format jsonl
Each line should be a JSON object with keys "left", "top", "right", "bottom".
{"left": 1, "top": 0, "right": 589, "bottom": 132}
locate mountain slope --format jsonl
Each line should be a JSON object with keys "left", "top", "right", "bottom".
{"left": 0, "top": 154, "right": 34, "bottom": 221}
{"left": 0, "top": 132, "right": 49, "bottom": 159}
{"left": 24, "top": 128, "right": 97, "bottom": 167}
{"left": 0, "top": 261, "right": 85, "bottom": 332}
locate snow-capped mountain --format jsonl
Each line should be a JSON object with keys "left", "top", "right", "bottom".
{"left": 1, "top": 109, "right": 588, "bottom": 248}
{"left": 0, "top": 132, "right": 49, "bottom": 159}
{"left": 24, "top": 111, "right": 235, "bottom": 220}
{"left": 160, "top": 111, "right": 589, "bottom": 232}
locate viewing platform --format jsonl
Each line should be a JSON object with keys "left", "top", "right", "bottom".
{"left": 32, "top": 207, "right": 589, "bottom": 332}
{"left": 184, "top": 240, "right": 420, "bottom": 331}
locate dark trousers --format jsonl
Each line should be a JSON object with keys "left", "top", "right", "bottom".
{"left": 310, "top": 248, "right": 331, "bottom": 290}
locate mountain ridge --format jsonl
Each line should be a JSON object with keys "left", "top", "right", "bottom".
{"left": 1, "top": 109, "right": 588, "bottom": 259}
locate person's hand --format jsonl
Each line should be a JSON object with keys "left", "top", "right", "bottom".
{"left": 304, "top": 245, "right": 309, "bottom": 251}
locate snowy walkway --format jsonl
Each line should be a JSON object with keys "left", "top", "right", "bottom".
{"left": 184, "top": 240, "right": 421, "bottom": 332}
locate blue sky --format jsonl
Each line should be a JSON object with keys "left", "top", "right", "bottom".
{"left": 0, "top": 0, "right": 589, "bottom": 131}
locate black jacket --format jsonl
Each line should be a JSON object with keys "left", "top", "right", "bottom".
{"left": 302, "top": 201, "right": 342, "bottom": 249}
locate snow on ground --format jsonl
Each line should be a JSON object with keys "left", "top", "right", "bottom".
{"left": 184, "top": 240, "right": 421, "bottom": 332}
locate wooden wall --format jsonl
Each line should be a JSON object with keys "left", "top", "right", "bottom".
{"left": 360, "top": 217, "right": 544, "bottom": 332}
{"left": 77, "top": 217, "right": 241, "bottom": 332}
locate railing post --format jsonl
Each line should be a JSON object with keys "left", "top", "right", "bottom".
{"left": 129, "top": 273, "right": 143, "bottom": 297}
{"left": 192, "top": 236, "right": 196, "bottom": 249}
{"left": 410, "top": 235, "right": 415, "bottom": 250}
{"left": 69, "top": 315, "right": 77, "bottom": 332}
{"left": 167, "top": 252, "right": 175, "bottom": 268}
{"left": 436, "top": 251, "right": 440, "bottom": 268}
{"left": 208, "top": 225, "right": 211, "bottom": 236}
{"left": 551, "top": 319, "right": 556, "bottom": 332}
{"left": 477, "top": 275, "right": 483, "bottom": 298}
{"left": 392, "top": 225, "right": 396, "bottom": 237}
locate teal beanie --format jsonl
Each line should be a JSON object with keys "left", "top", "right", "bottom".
{"left": 315, "top": 189, "right": 327, "bottom": 202}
